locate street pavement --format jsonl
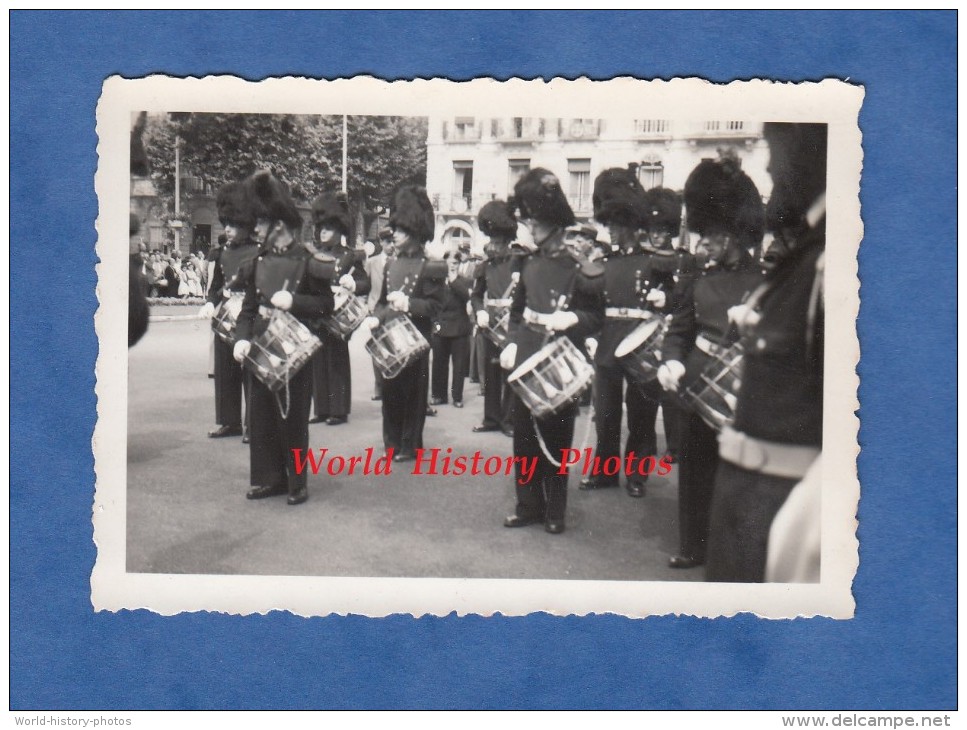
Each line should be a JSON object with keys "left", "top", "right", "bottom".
{"left": 127, "top": 314, "right": 702, "bottom": 582}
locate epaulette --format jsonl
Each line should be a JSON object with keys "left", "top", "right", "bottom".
{"left": 422, "top": 259, "right": 448, "bottom": 279}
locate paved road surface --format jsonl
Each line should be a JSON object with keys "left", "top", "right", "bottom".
{"left": 127, "top": 316, "right": 701, "bottom": 583}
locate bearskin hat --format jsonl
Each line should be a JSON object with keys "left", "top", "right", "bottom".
{"left": 477, "top": 199, "right": 518, "bottom": 239}
{"left": 216, "top": 181, "right": 257, "bottom": 229}
{"left": 389, "top": 185, "right": 435, "bottom": 243}
{"left": 592, "top": 165, "right": 649, "bottom": 228}
{"left": 643, "top": 187, "right": 683, "bottom": 233}
{"left": 244, "top": 170, "right": 303, "bottom": 230}
{"left": 513, "top": 168, "right": 576, "bottom": 229}
{"left": 683, "top": 159, "right": 765, "bottom": 248}
{"left": 763, "top": 122, "right": 828, "bottom": 232}
{"left": 311, "top": 191, "right": 352, "bottom": 239}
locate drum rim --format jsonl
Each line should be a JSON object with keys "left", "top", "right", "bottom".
{"left": 508, "top": 337, "right": 584, "bottom": 383}
{"left": 614, "top": 317, "right": 663, "bottom": 359}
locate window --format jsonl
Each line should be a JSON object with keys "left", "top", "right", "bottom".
{"left": 453, "top": 116, "right": 476, "bottom": 140}
{"left": 508, "top": 159, "right": 530, "bottom": 195}
{"left": 568, "top": 159, "right": 591, "bottom": 211}
{"left": 635, "top": 119, "right": 670, "bottom": 135}
{"left": 638, "top": 160, "right": 664, "bottom": 189}
{"left": 453, "top": 161, "right": 474, "bottom": 211}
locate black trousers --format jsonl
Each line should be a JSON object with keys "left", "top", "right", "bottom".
{"left": 481, "top": 337, "right": 514, "bottom": 430}
{"left": 248, "top": 363, "right": 313, "bottom": 494}
{"left": 213, "top": 335, "right": 249, "bottom": 428}
{"left": 513, "top": 402, "right": 576, "bottom": 523}
{"left": 592, "top": 363, "right": 660, "bottom": 484}
{"left": 662, "top": 392, "right": 685, "bottom": 456}
{"left": 676, "top": 411, "right": 720, "bottom": 562}
{"left": 312, "top": 332, "right": 352, "bottom": 419}
{"left": 431, "top": 334, "right": 470, "bottom": 402}
{"left": 382, "top": 351, "right": 430, "bottom": 456}
{"left": 705, "top": 459, "right": 798, "bottom": 582}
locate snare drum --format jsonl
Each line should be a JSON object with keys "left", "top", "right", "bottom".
{"left": 614, "top": 315, "right": 667, "bottom": 384}
{"left": 683, "top": 341, "right": 744, "bottom": 432}
{"left": 244, "top": 309, "right": 322, "bottom": 391}
{"left": 508, "top": 337, "right": 594, "bottom": 418}
{"left": 482, "top": 308, "right": 510, "bottom": 348}
{"left": 365, "top": 316, "right": 430, "bottom": 380}
{"left": 321, "top": 292, "right": 368, "bottom": 340}
{"left": 212, "top": 293, "right": 245, "bottom": 345}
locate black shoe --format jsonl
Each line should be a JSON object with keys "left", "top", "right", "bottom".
{"left": 430, "top": 397, "right": 446, "bottom": 406}
{"left": 308, "top": 415, "right": 327, "bottom": 424}
{"left": 579, "top": 476, "right": 619, "bottom": 491}
{"left": 287, "top": 488, "right": 308, "bottom": 506}
{"left": 246, "top": 484, "right": 287, "bottom": 500}
{"left": 662, "top": 450, "right": 678, "bottom": 465}
{"left": 544, "top": 521, "right": 565, "bottom": 535}
{"left": 242, "top": 431, "right": 250, "bottom": 444}
{"left": 371, "top": 394, "right": 382, "bottom": 401}
{"left": 469, "top": 377, "right": 480, "bottom": 385}
{"left": 626, "top": 480, "right": 647, "bottom": 498}
{"left": 473, "top": 423, "right": 500, "bottom": 433}
{"left": 209, "top": 425, "right": 243, "bottom": 438}
{"left": 207, "top": 373, "right": 215, "bottom": 379}
{"left": 426, "top": 407, "right": 438, "bottom": 417}
{"left": 503, "top": 514, "right": 543, "bottom": 528}
{"left": 453, "top": 400, "right": 463, "bottom": 409}
{"left": 325, "top": 416, "right": 347, "bottom": 426}
{"left": 669, "top": 555, "right": 704, "bottom": 569}
{"left": 393, "top": 453, "right": 414, "bottom": 463}
{"left": 501, "top": 427, "right": 514, "bottom": 437}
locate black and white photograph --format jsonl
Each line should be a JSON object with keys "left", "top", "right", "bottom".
{"left": 94, "top": 76, "right": 861, "bottom": 618}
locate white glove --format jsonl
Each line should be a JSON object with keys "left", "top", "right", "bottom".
{"left": 646, "top": 288, "right": 667, "bottom": 309}
{"left": 476, "top": 310, "right": 490, "bottom": 328}
{"left": 363, "top": 316, "right": 380, "bottom": 331}
{"left": 499, "top": 343, "right": 518, "bottom": 370}
{"left": 363, "top": 241, "right": 376, "bottom": 257}
{"left": 585, "top": 337, "right": 598, "bottom": 360}
{"left": 198, "top": 302, "right": 215, "bottom": 319}
{"left": 545, "top": 310, "right": 579, "bottom": 332}
{"left": 270, "top": 290, "right": 293, "bottom": 311}
{"left": 389, "top": 293, "right": 410, "bottom": 313}
{"left": 338, "top": 273, "right": 356, "bottom": 292}
{"left": 233, "top": 340, "right": 251, "bottom": 363}
{"left": 728, "top": 303, "right": 761, "bottom": 335}
{"left": 657, "top": 360, "right": 686, "bottom": 392}
{"left": 222, "top": 289, "right": 233, "bottom": 299}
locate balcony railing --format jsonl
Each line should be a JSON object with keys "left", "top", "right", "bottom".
{"left": 695, "top": 120, "right": 754, "bottom": 138}
{"left": 432, "top": 193, "right": 501, "bottom": 215}
{"left": 442, "top": 121, "right": 482, "bottom": 142}
{"left": 494, "top": 117, "right": 545, "bottom": 143}
{"left": 634, "top": 119, "right": 672, "bottom": 138}
{"left": 559, "top": 119, "right": 601, "bottom": 140}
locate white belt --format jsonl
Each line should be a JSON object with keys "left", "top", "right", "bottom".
{"left": 695, "top": 334, "right": 728, "bottom": 358}
{"left": 604, "top": 307, "right": 652, "bottom": 320}
{"left": 485, "top": 297, "right": 513, "bottom": 308}
{"left": 718, "top": 426, "right": 820, "bottom": 480}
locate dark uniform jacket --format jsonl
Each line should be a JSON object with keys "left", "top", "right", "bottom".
{"left": 662, "top": 251, "right": 763, "bottom": 389}
{"left": 373, "top": 248, "right": 447, "bottom": 339}
{"left": 235, "top": 243, "right": 335, "bottom": 342}
{"left": 314, "top": 242, "right": 371, "bottom": 301}
{"left": 733, "top": 225, "right": 824, "bottom": 446}
{"left": 434, "top": 275, "right": 473, "bottom": 338}
{"left": 648, "top": 247, "right": 700, "bottom": 313}
{"left": 470, "top": 248, "right": 525, "bottom": 316}
{"left": 595, "top": 248, "right": 676, "bottom": 369}
{"left": 207, "top": 239, "right": 260, "bottom": 306}
{"left": 508, "top": 237, "right": 604, "bottom": 369}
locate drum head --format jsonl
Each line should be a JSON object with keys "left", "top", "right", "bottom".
{"left": 507, "top": 341, "right": 560, "bottom": 384}
{"left": 614, "top": 317, "right": 662, "bottom": 359}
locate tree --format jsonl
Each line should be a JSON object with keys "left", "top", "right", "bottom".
{"left": 141, "top": 113, "right": 427, "bottom": 242}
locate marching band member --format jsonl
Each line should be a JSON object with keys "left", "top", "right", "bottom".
{"left": 199, "top": 182, "right": 260, "bottom": 441}
{"left": 708, "top": 123, "right": 827, "bottom": 582}
{"left": 308, "top": 191, "right": 370, "bottom": 426}
{"left": 658, "top": 157, "right": 765, "bottom": 569}
{"left": 500, "top": 169, "right": 604, "bottom": 535}
{"left": 470, "top": 199, "right": 523, "bottom": 436}
{"left": 580, "top": 166, "right": 674, "bottom": 498}
{"left": 363, "top": 186, "right": 447, "bottom": 463}
{"left": 642, "top": 186, "right": 698, "bottom": 463}
{"left": 232, "top": 171, "right": 336, "bottom": 506}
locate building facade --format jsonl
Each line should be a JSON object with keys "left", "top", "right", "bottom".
{"left": 425, "top": 116, "right": 771, "bottom": 253}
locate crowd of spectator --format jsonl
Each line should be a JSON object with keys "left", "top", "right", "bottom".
{"left": 133, "top": 245, "right": 210, "bottom": 299}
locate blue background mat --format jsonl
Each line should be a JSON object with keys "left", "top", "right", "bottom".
{"left": 10, "top": 11, "right": 956, "bottom": 709}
